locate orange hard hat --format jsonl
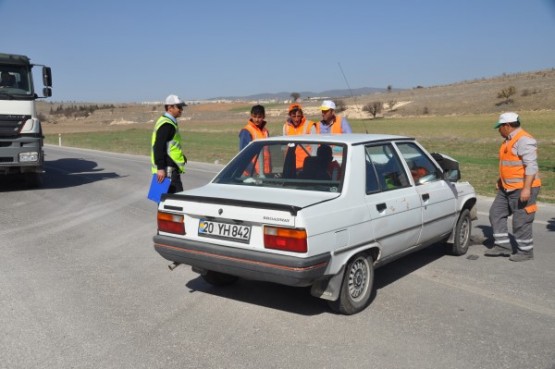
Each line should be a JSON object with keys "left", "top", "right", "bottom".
{"left": 288, "top": 103, "right": 302, "bottom": 113}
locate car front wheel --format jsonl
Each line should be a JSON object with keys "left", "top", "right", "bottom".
{"left": 447, "top": 208, "right": 472, "bottom": 256}
{"left": 328, "top": 253, "right": 374, "bottom": 315}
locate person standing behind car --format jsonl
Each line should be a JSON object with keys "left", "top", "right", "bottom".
{"left": 283, "top": 103, "right": 317, "bottom": 136}
{"left": 151, "top": 94, "right": 187, "bottom": 193}
{"left": 239, "top": 104, "right": 270, "bottom": 174}
{"left": 485, "top": 112, "right": 541, "bottom": 262}
{"left": 283, "top": 103, "right": 317, "bottom": 169}
{"left": 316, "top": 100, "right": 352, "bottom": 134}
{"left": 239, "top": 104, "right": 269, "bottom": 150}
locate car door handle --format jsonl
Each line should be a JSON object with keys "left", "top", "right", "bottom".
{"left": 422, "top": 193, "right": 430, "bottom": 201}
{"left": 376, "top": 203, "right": 387, "bottom": 212}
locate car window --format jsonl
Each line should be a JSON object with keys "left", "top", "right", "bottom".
{"left": 214, "top": 141, "right": 345, "bottom": 193}
{"left": 365, "top": 155, "right": 380, "bottom": 194}
{"left": 395, "top": 142, "right": 441, "bottom": 185}
{"left": 365, "top": 144, "right": 410, "bottom": 191}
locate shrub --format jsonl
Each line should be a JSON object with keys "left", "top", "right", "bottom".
{"left": 497, "top": 86, "right": 516, "bottom": 104}
{"left": 335, "top": 99, "right": 347, "bottom": 113}
{"left": 363, "top": 102, "right": 383, "bottom": 118}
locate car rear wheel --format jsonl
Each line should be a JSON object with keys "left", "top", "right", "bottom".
{"left": 328, "top": 253, "right": 374, "bottom": 315}
{"left": 447, "top": 208, "right": 471, "bottom": 256}
{"left": 201, "top": 270, "right": 238, "bottom": 286}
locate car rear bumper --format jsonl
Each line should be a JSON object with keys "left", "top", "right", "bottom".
{"left": 153, "top": 235, "right": 331, "bottom": 287}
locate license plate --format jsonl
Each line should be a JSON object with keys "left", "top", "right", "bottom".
{"left": 198, "top": 219, "right": 251, "bottom": 243}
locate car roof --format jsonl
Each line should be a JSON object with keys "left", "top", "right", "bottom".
{"left": 262, "top": 133, "right": 414, "bottom": 145}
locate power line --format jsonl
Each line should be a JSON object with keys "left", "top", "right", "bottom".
{"left": 337, "top": 62, "right": 367, "bottom": 133}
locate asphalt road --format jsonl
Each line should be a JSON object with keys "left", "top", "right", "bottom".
{"left": 1, "top": 145, "right": 554, "bottom": 369}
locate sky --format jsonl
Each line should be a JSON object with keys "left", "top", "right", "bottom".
{"left": 1, "top": 0, "right": 554, "bottom": 103}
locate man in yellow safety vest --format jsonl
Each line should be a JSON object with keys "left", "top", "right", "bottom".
{"left": 151, "top": 94, "right": 187, "bottom": 193}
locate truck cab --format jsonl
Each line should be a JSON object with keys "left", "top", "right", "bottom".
{"left": 0, "top": 53, "right": 52, "bottom": 186}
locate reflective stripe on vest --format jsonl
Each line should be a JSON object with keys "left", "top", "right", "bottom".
{"left": 243, "top": 121, "right": 271, "bottom": 173}
{"left": 151, "top": 116, "right": 186, "bottom": 174}
{"left": 499, "top": 129, "right": 541, "bottom": 190}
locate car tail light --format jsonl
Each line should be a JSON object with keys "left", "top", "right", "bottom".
{"left": 157, "top": 211, "right": 185, "bottom": 235}
{"left": 264, "top": 226, "right": 307, "bottom": 253}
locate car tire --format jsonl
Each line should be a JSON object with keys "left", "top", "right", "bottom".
{"left": 447, "top": 208, "right": 471, "bottom": 256}
{"left": 328, "top": 253, "right": 374, "bottom": 315}
{"left": 201, "top": 270, "right": 239, "bottom": 286}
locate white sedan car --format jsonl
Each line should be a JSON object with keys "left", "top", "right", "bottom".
{"left": 153, "top": 134, "right": 477, "bottom": 314}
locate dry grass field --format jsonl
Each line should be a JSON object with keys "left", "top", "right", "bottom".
{"left": 40, "top": 68, "right": 555, "bottom": 129}
{"left": 39, "top": 68, "right": 555, "bottom": 202}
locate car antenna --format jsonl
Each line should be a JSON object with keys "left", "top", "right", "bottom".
{"left": 338, "top": 62, "right": 368, "bottom": 133}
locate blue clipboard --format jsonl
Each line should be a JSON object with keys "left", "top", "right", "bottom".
{"left": 147, "top": 174, "right": 171, "bottom": 203}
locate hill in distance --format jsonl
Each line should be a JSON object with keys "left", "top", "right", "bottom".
{"left": 341, "top": 68, "right": 555, "bottom": 117}
{"left": 212, "top": 87, "right": 392, "bottom": 101}
{"left": 38, "top": 68, "right": 555, "bottom": 130}
{"left": 206, "top": 68, "right": 555, "bottom": 117}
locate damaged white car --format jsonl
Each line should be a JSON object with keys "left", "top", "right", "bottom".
{"left": 153, "top": 134, "right": 477, "bottom": 314}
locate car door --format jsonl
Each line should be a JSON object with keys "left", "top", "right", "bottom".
{"left": 394, "top": 142, "right": 457, "bottom": 245}
{"left": 364, "top": 143, "right": 422, "bottom": 258}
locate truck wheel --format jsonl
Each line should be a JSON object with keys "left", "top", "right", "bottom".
{"left": 201, "top": 270, "right": 238, "bottom": 286}
{"left": 447, "top": 209, "right": 471, "bottom": 256}
{"left": 328, "top": 253, "right": 374, "bottom": 315}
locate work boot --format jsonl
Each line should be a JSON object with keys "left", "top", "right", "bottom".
{"left": 509, "top": 250, "right": 534, "bottom": 262}
{"left": 484, "top": 245, "right": 511, "bottom": 257}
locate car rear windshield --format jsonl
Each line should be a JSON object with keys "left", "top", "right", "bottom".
{"left": 213, "top": 141, "right": 346, "bottom": 193}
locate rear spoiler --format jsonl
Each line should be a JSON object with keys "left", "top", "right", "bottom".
{"left": 161, "top": 193, "right": 302, "bottom": 215}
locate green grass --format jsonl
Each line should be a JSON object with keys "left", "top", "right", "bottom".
{"left": 44, "top": 111, "right": 555, "bottom": 203}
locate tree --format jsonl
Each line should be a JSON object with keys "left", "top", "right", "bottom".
{"left": 334, "top": 99, "right": 347, "bottom": 113}
{"left": 387, "top": 85, "right": 392, "bottom": 93}
{"left": 363, "top": 101, "right": 383, "bottom": 118}
{"left": 497, "top": 86, "right": 516, "bottom": 105}
{"left": 290, "top": 92, "right": 300, "bottom": 102}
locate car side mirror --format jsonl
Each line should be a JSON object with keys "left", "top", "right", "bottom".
{"left": 443, "top": 169, "right": 461, "bottom": 182}
{"left": 431, "top": 152, "right": 460, "bottom": 182}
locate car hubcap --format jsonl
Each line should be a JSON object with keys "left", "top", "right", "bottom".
{"left": 348, "top": 258, "right": 368, "bottom": 300}
{"left": 459, "top": 218, "right": 470, "bottom": 246}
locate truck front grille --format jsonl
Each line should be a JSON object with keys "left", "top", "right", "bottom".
{"left": 0, "top": 114, "right": 29, "bottom": 137}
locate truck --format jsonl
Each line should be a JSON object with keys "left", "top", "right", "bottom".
{"left": 0, "top": 53, "right": 52, "bottom": 186}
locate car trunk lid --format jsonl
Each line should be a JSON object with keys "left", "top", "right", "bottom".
{"left": 158, "top": 184, "right": 339, "bottom": 251}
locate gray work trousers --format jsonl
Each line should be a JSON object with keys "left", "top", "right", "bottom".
{"left": 489, "top": 186, "right": 540, "bottom": 252}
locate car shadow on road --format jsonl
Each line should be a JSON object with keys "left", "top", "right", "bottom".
{"left": 185, "top": 276, "right": 329, "bottom": 316}
{"left": 0, "top": 157, "right": 121, "bottom": 191}
{"left": 183, "top": 243, "right": 475, "bottom": 316}
{"left": 373, "top": 243, "right": 447, "bottom": 291}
